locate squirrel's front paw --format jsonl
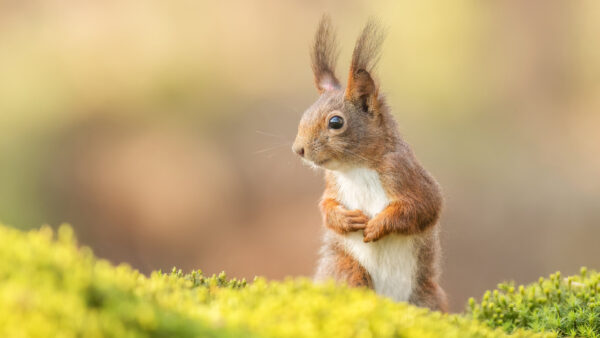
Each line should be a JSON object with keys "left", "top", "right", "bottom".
{"left": 363, "top": 221, "right": 388, "bottom": 243}
{"left": 336, "top": 208, "right": 369, "bottom": 234}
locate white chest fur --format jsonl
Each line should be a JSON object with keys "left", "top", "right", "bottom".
{"left": 333, "top": 168, "right": 416, "bottom": 302}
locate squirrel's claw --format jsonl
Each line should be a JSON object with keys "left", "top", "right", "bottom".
{"left": 340, "top": 209, "right": 369, "bottom": 233}
{"left": 363, "top": 222, "right": 385, "bottom": 242}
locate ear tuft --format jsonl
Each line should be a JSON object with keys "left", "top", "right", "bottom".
{"left": 345, "top": 19, "right": 386, "bottom": 112}
{"left": 311, "top": 15, "right": 341, "bottom": 93}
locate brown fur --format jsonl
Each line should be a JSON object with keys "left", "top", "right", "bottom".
{"left": 345, "top": 19, "right": 385, "bottom": 113}
{"left": 311, "top": 15, "right": 341, "bottom": 93}
{"left": 333, "top": 242, "right": 374, "bottom": 288}
{"left": 409, "top": 229, "right": 449, "bottom": 312}
{"left": 314, "top": 232, "right": 373, "bottom": 288}
{"left": 294, "top": 16, "right": 447, "bottom": 312}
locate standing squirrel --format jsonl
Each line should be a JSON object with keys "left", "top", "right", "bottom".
{"left": 292, "top": 16, "right": 447, "bottom": 312}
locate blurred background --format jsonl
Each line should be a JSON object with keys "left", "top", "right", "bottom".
{"left": 1, "top": 0, "right": 599, "bottom": 312}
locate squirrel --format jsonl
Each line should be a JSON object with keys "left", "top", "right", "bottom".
{"left": 292, "top": 16, "right": 447, "bottom": 312}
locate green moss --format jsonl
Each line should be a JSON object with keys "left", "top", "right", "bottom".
{"left": 0, "top": 223, "right": 527, "bottom": 338}
{"left": 467, "top": 269, "right": 600, "bottom": 337}
{"left": 0, "top": 224, "right": 249, "bottom": 338}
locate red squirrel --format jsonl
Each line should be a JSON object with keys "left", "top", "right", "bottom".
{"left": 292, "top": 16, "right": 447, "bottom": 312}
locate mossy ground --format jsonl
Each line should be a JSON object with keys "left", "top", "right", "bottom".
{"left": 0, "top": 223, "right": 584, "bottom": 337}
{"left": 467, "top": 268, "right": 600, "bottom": 337}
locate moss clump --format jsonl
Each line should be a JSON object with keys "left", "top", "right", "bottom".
{"left": 0, "top": 224, "right": 249, "bottom": 338}
{"left": 0, "top": 223, "right": 525, "bottom": 338}
{"left": 468, "top": 268, "right": 600, "bottom": 337}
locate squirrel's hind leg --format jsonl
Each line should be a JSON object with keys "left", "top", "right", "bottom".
{"left": 410, "top": 280, "right": 448, "bottom": 313}
{"left": 315, "top": 239, "right": 373, "bottom": 288}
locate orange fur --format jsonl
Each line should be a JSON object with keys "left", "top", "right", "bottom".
{"left": 320, "top": 197, "right": 369, "bottom": 235}
{"left": 333, "top": 244, "right": 373, "bottom": 288}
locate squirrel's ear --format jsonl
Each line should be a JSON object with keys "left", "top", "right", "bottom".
{"left": 345, "top": 20, "right": 385, "bottom": 113}
{"left": 311, "top": 15, "right": 341, "bottom": 93}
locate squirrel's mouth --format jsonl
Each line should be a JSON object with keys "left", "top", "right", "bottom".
{"left": 301, "top": 157, "right": 330, "bottom": 169}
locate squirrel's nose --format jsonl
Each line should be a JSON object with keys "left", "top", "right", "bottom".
{"left": 292, "top": 145, "right": 305, "bottom": 157}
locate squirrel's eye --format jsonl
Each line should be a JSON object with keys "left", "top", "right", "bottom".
{"left": 328, "top": 116, "right": 344, "bottom": 130}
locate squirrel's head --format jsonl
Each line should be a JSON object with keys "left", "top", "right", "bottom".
{"left": 293, "top": 16, "right": 390, "bottom": 171}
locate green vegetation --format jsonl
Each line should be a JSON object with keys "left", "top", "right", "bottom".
{"left": 0, "top": 224, "right": 249, "bottom": 338}
{"left": 9, "top": 221, "right": 599, "bottom": 338}
{"left": 0, "top": 223, "right": 529, "bottom": 338}
{"left": 468, "top": 268, "right": 600, "bottom": 337}
{"left": 11, "top": 221, "right": 600, "bottom": 338}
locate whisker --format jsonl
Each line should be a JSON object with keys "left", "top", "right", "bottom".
{"left": 253, "top": 142, "right": 291, "bottom": 155}
{"left": 255, "top": 130, "right": 287, "bottom": 139}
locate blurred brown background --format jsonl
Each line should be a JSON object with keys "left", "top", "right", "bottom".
{"left": 1, "top": 0, "right": 599, "bottom": 312}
